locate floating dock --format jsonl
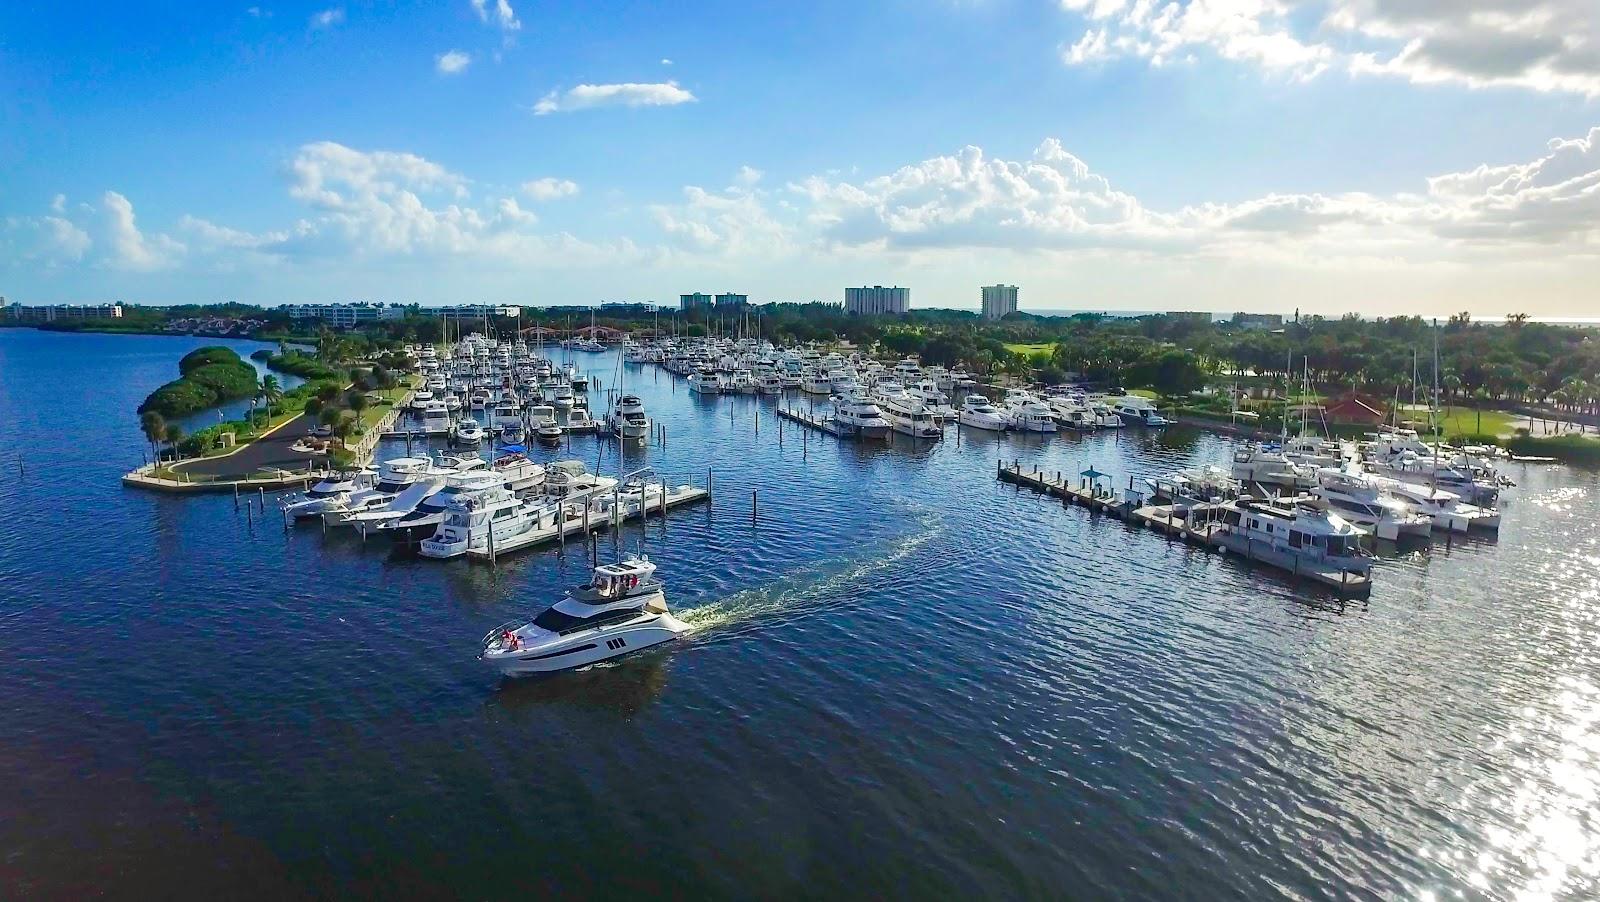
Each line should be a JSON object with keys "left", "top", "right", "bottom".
{"left": 467, "top": 484, "right": 710, "bottom": 562}
{"left": 776, "top": 406, "right": 845, "bottom": 437}
{"left": 998, "top": 461, "right": 1371, "bottom": 597}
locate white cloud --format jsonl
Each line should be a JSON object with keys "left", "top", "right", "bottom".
{"left": 789, "top": 128, "right": 1600, "bottom": 263}
{"left": 1059, "top": 0, "right": 1600, "bottom": 96}
{"left": 521, "top": 177, "right": 580, "bottom": 200}
{"left": 532, "top": 81, "right": 696, "bottom": 114}
{"left": 309, "top": 7, "right": 343, "bottom": 29}
{"left": 469, "top": 0, "right": 520, "bottom": 31}
{"left": 650, "top": 184, "right": 794, "bottom": 258}
{"left": 436, "top": 50, "right": 472, "bottom": 75}
{"left": 661, "top": 58, "right": 673, "bottom": 66}
{"left": 100, "top": 192, "right": 183, "bottom": 270}
{"left": 734, "top": 165, "right": 764, "bottom": 187}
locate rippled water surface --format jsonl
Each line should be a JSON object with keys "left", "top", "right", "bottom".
{"left": 2, "top": 329, "right": 1597, "bottom": 899}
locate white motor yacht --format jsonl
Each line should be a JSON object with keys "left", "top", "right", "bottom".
{"left": 1313, "top": 467, "right": 1433, "bottom": 541}
{"left": 958, "top": 394, "right": 1010, "bottom": 431}
{"left": 492, "top": 451, "right": 546, "bottom": 493}
{"left": 1368, "top": 474, "right": 1501, "bottom": 533}
{"left": 566, "top": 405, "right": 595, "bottom": 432}
{"left": 1112, "top": 396, "right": 1169, "bottom": 427}
{"left": 498, "top": 421, "right": 526, "bottom": 445}
{"left": 419, "top": 489, "right": 564, "bottom": 559}
{"left": 528, "top": 404, "right": 562, "bottom": 445}
{"left": 1006, "top": 396, "right": 1059, "bottom": 433}
{"left": 452, "top": 417, "right": 485, "bottom": 446}
{"left": 479, "top": 555, "right": 688, "bottom": 675}
{"left": 375, "top": 470, "right": 506, "bottom": 543}
{"left": 756, "top": 372, "right": 784, "bottom": 394}
{"left": 833, "top": 392, "right": 891, "bottom": 439}
{"left": 879, "top": 395, "right": 943, "bottom": 439}
{"left": 409, "top": 390, "right": 434, "bottom": 411}
{"left": 281, "top": 469, "right": 375, "bottom": 519}
{"left": 543, "top": 460, "right": 620, "bottom": 499}
{"left": 320, "top": 456, "right": 434, "bottom": 526}
{"left": 610, "top": 395, "right": 651, "bottom": 441}
{"left": 1231, "top": 444, "right": 1317, "bottom": 491}
{"left": 688, "top": 369, "right": 722, "bottom": 394}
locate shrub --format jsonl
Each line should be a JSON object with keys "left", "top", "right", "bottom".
{"left": 1506, "top": 434, "right": 1600, "bottom": 464}
{"left": 178, "top": 346, "right": 243, "bottom": 375}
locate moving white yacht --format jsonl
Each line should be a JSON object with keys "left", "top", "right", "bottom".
{"left": 479, "top": 555, "right": 689, "bottom": 675}
{"left": 958, "top": 394, "right": 1010, "bottom": 431}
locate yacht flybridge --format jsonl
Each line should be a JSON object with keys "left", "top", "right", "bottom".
{"left": 479, "top": 555, "right": 689, "bottom": 675}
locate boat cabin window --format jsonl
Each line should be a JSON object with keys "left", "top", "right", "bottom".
{"left": 1289, "top": 530, "right": 1303, "bottom": 548}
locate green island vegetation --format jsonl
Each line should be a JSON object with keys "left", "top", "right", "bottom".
{"left": 136, "top": 346, "right": 262, "bottom": 418}
{"left": 147, "top": 363, "right": 412, "bottom": 471}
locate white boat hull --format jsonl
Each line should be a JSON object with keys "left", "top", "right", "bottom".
{"left": 485, "top": 614, "right": 688, "bottom": 675}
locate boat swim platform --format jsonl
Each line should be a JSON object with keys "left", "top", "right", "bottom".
{"left": 466, "top": 485, "right": 710, "bottom": 562}
{"left": 997, "top": 460, "right": 1371, "bottom": 597}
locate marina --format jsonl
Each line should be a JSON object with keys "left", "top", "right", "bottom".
{"left": 2, "top": 328, "right": 1596, "bottom": 898}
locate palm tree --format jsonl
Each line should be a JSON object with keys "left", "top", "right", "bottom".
{"left": 258, "top": 374, "right": 283, "bottom": 418}
{"left": 140, "top": 411, "right": 166, "bottom": 462}
{"left": 163, "top": 423, "right": 185, "bottom": 461}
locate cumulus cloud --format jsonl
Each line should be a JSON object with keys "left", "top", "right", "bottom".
{"left": 734, "top": 165, "right": 764, "bottom": 187}
{"left": 532, "top": 81, "right": 696, "bottom": 114}
{"left": 521, "top": 177, "right": 580, "bottom": 200}
{"left": 309, "top": 7, "right": 343, "bottom": 29}
{"left": 788, "top": 128, "right": 1600, "bottom": 262}
{"left": 101, "top": 191, "right": 183, "bottom": 270}
{"left": 1059, "top": 0, "right": 1600, "bottom": 96}
{"left": 436, "top": 50, "right": 472, "bottom": 74}
{"left": 469, "top": 0, "right": 520, "bottom": 32}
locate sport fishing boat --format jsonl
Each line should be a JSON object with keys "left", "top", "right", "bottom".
{"left": 479, "top": 555, "right": 689, "bottom": 675}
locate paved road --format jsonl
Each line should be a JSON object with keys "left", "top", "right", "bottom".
{"left": 174, "top": 412, "right": 327, "bottom": 479}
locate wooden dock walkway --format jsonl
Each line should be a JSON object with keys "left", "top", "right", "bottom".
{"left": 776, "top": 406, "right": 845, "bottom": 437}
{"left": 467, "top": 484, "right": 710, "bottom": 562}
{"left": 998, "top": 461, "right": 1371, "bottom": 597}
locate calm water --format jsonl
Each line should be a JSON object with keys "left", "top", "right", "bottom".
{"left": 2, "top": 328, "right": 1597, "bottom": 899}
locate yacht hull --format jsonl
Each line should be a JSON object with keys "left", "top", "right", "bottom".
{"left": 485, "top": 614, "right": 688, "bottom": 675}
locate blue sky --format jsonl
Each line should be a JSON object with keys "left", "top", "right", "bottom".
{"left": 3, "top": 0, "right": 1598, "bottom": 316}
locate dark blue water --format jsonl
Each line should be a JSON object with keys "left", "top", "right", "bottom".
{"left": 2, "top": 328, "right": 1597, "bottom": 899}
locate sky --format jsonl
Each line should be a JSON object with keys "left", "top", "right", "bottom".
{"left": 1, "top": 0, "right": 1598, "bottom": 317}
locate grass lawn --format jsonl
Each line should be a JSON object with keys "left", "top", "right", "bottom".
{"left": 1128, "top": 388, "right": 1159, "bottom": 399}
{"left": 354, "top": 380, "right": 416, "bottom": 433}
{"left": 1396, "top": 404, "right": 1517, "bottom": 438}
{"left": 1004, "top": 342, "right": 1055, "bottom": 357}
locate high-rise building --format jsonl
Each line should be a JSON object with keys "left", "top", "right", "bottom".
{"left": 981, "top": 285, "right": 1019, "bottom": 320}
{"left": 713, "top": 292, "right": 748, "bottom": 308}
{"left": 680, "top": 292, "right": 713, "bottom": 311}
{"left": 844, "top": 285, "right": 909, "bottom": 315}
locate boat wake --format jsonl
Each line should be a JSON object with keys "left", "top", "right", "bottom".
{"left": 674, "top": 508, "right": 944, "bottom": 641}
